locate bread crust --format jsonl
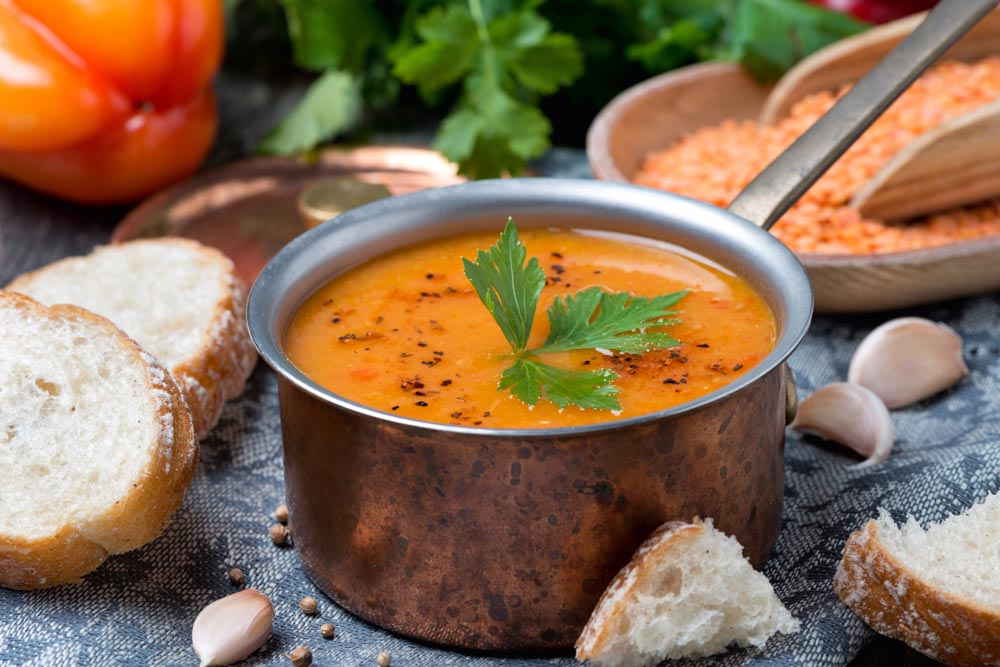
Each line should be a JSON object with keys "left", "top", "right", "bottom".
{"left": 7, "top": 238, "right": 257, "bottom": 438}
{"left": 576, "top": 521, "right": 700, "bottom": 662}
{"left": 0, "top": 291, "right": 198, "bottom": 590}
{"left": 834, "top": 520, "right": 1000, "bottom": 667}
{"left": 166, "top": 246, "right": 257, "bottom": 437}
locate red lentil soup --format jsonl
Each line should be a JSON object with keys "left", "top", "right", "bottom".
{"left": 284, "top": 228, "right": 776, "bottom": 428}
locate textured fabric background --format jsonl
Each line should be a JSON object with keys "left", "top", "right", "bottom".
{"left": 1, "top": 83, "right": 996, "bottom": 666}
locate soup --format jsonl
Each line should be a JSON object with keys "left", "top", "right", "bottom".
{"left": 284, "top": 227, "right": 775, "bottom": 428}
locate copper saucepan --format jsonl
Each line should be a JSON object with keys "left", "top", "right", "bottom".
{"left": 247, "top": 0, "right": 996, "bottom": 651}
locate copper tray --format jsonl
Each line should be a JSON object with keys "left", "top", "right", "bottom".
{"left": 113, "top": 146, "right": 464, "bottom": 286}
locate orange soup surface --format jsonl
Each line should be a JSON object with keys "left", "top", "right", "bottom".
{"left": 285, "top": 228, "right": 776, "bottom": 428}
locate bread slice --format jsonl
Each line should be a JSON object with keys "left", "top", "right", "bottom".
{"left": 575, "top": 519, "right": 799, "bottom": 667}
{"left": 834, "top": 494, "right": 1000, "bottom": 666}
{"left": 7, "top": 238, "right": 256, "bottom": 438}
{"left": 0, "top": 291, "right": 197, "bottom": 589}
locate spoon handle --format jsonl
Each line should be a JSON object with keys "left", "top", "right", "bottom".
{"left": 727, "top": 0, "right": 999, "bottom": 230}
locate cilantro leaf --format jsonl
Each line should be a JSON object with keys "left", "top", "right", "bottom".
{"left": 500, "top": 359, "right": 621, "bottom": 411}
{"left": 534, "top": 286, "right": 688, "bottom": 355}
{"left": 462, "top": 218, "right": 546, "bottom": 353}
{"left": 260, "top": 69, "right": 362, "bottom": 155}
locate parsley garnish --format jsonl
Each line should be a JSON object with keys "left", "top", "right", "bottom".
{"left": 464, "top": 219, "right": 688, "bottom": 411}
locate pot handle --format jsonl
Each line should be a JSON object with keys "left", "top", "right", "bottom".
{"left": 727, "top": 0, "right": 999, "bottom": 230}
{"left": 784, "top": 364, "right": 798, "bottom": 426}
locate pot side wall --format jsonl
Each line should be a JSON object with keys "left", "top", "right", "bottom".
{"left": 278, "top": 365, "right": 785, "bottom": 652}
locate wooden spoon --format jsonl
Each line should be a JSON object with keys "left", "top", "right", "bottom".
{"left": 850, "top": 99, "right": 1000, "bottom": 221}
{"left": 757, "top": 8, "right": 1000, "bottom": 222}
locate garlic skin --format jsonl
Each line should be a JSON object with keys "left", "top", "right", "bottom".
{"left": 193, "top": 588, "right": 274, "bottom": 667}
{"left": 791, "top": 383, "right": 894, "bottom": 469}
{"left": 848, "top": 317, "right": 968, "bottom": 409}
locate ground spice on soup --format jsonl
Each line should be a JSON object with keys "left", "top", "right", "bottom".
{"left": 634, "top": 57, "right": 1000, "bottom": 255}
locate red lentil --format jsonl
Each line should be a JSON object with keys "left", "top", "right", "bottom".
{"left": 634, "top": 57, "right": 1000, "bottom": 254}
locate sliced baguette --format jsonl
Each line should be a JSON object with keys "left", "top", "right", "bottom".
{"left": 576, "top": 519, "right": 799, "bottom": 667}
{"left": 834, "top": 494, "right": 1000, "bottom": 666}
{"left": 0, "top": 290, "right": 197, "bottom": 589}
{"left": 8, "top": 238, "right": 256, "bottom": 438}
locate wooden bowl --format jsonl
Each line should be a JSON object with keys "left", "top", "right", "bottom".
{"left": 587, "top": 19, "right": 1000, "bottom": 314}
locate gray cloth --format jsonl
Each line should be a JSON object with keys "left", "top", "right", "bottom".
{"left": 2, "top": 143, "right": 996, "bottom": 666}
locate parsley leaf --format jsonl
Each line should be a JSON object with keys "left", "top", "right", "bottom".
{"left": 500, "top": 359, "right": 621, "bottom": 410}
{"left": 462, "top": 218, "right": 546, "bottom": 353}
{"left": 259, "top": 69, "right": 362, "bottom": 155}
{"left": 391, "top": 0, "right": 582, "bottom": 178}
{"left": 280, "top": 0, "right": 387, "bottom": 73}
{"left": 534, "top": 286, "right": 687, "bottom": 355}
{"left": 464, "top": 219, "right": 688, "bottom": 412}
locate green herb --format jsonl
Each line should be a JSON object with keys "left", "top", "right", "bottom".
{"left": 464, "top": 219, "right": 688, "bottom": 411}
{"left": 231, "top": 0, "right": 869, "bottom": 175}
{"left": 260, "top": 69, "right": 363, "bottom": 155}
{"left": 391, "top": 0, "right": 583, "bottom": 177}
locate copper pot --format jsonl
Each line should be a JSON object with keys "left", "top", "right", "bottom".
{"left": 247, "top": 179, "right": 812, "bottom": 651}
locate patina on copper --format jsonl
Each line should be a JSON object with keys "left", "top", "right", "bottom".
{"left": 281, "top": 365, "right": 787, "bottom": 651}
{"left": 248, "top": 179, "right": 813, "bottom": 653}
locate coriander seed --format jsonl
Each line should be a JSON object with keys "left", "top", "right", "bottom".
{"left": 300, "top": 595, "right": 318, "bottom": 615}
{"left": 269, "top": 523, "right": 288, "bottom": 546}
{"left": 273, "top": 503, "right": 289, "bottom": 524}
{"left": 376, "top": 651, "right": 392, "bottom": 666}
{"left": 288, "top": 645, "right": 312, "bottom": 666}
{"left": 320, "top": 623, "right": 335, "bottom": 639}
{"left": 227, "top": 567, "right": 244, "bottom": 586}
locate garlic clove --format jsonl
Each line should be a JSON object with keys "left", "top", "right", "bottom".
{"left": 848, "top": 317, "right": 968, "bottom": 409}
{"left": 193, "top": 588, "right": 273, "bottom": 667}
{"left": 791, "top": 382, "right": 894, "bottom": 469}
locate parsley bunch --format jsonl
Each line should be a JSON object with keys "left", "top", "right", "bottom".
{"left": 392, "top": 1, "right": 583, "bottom": 177}
{"left": 463, "top": 219, "right": 687, "bottom": 411}
{"left": 227, "top": 0, "right": 868, "bottom": 179}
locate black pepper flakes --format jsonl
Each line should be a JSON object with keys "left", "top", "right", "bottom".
{"left": 416, "top": 401, "right": 428, "bottom": 407}
{"left": 734, "top": 363, "right": 744, "bottom": 371}
{"left": 663, "top": 378, "right": 679, "bottom": 385}
{"left": 338, "top": 333, "right": 357, "bottom": 341}
{"left": 483, "top": 411, "right": 491, "bottom": 417}
{"left": 417, "top": 341, "right": 427, "bottom": 347}
{"left": 391, "top": 406, "right": 400, "bottom": 411}
{"left": 551, "top": 252, "right": 563, "bottom": 259}
{"left": 331, "top": 317, "right": 341, "bottom": 323}
{"left": 551, "top": 264, "right": 566, "bottom": 275}
{"left": 441, "top": 379, "right": 453, "bottom": 386}
{"left": 426, "top": 273, "right": 435, "bottom": 279}
{"left": 450, "top": 411, "right": 463, "bottom": 418}
{"left": 696, "top": 343, "right": 710, "bottom": 348}
{"left": 433, "top": 351, "right": 444, "bottom": 356}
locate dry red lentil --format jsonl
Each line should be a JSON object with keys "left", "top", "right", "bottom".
{"left": 634, "top": 57, "right": 1000, "bottom": 255}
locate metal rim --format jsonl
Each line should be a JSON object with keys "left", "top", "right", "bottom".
{"left": 247, "top": 178, "right": 813, "bottom": 438}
